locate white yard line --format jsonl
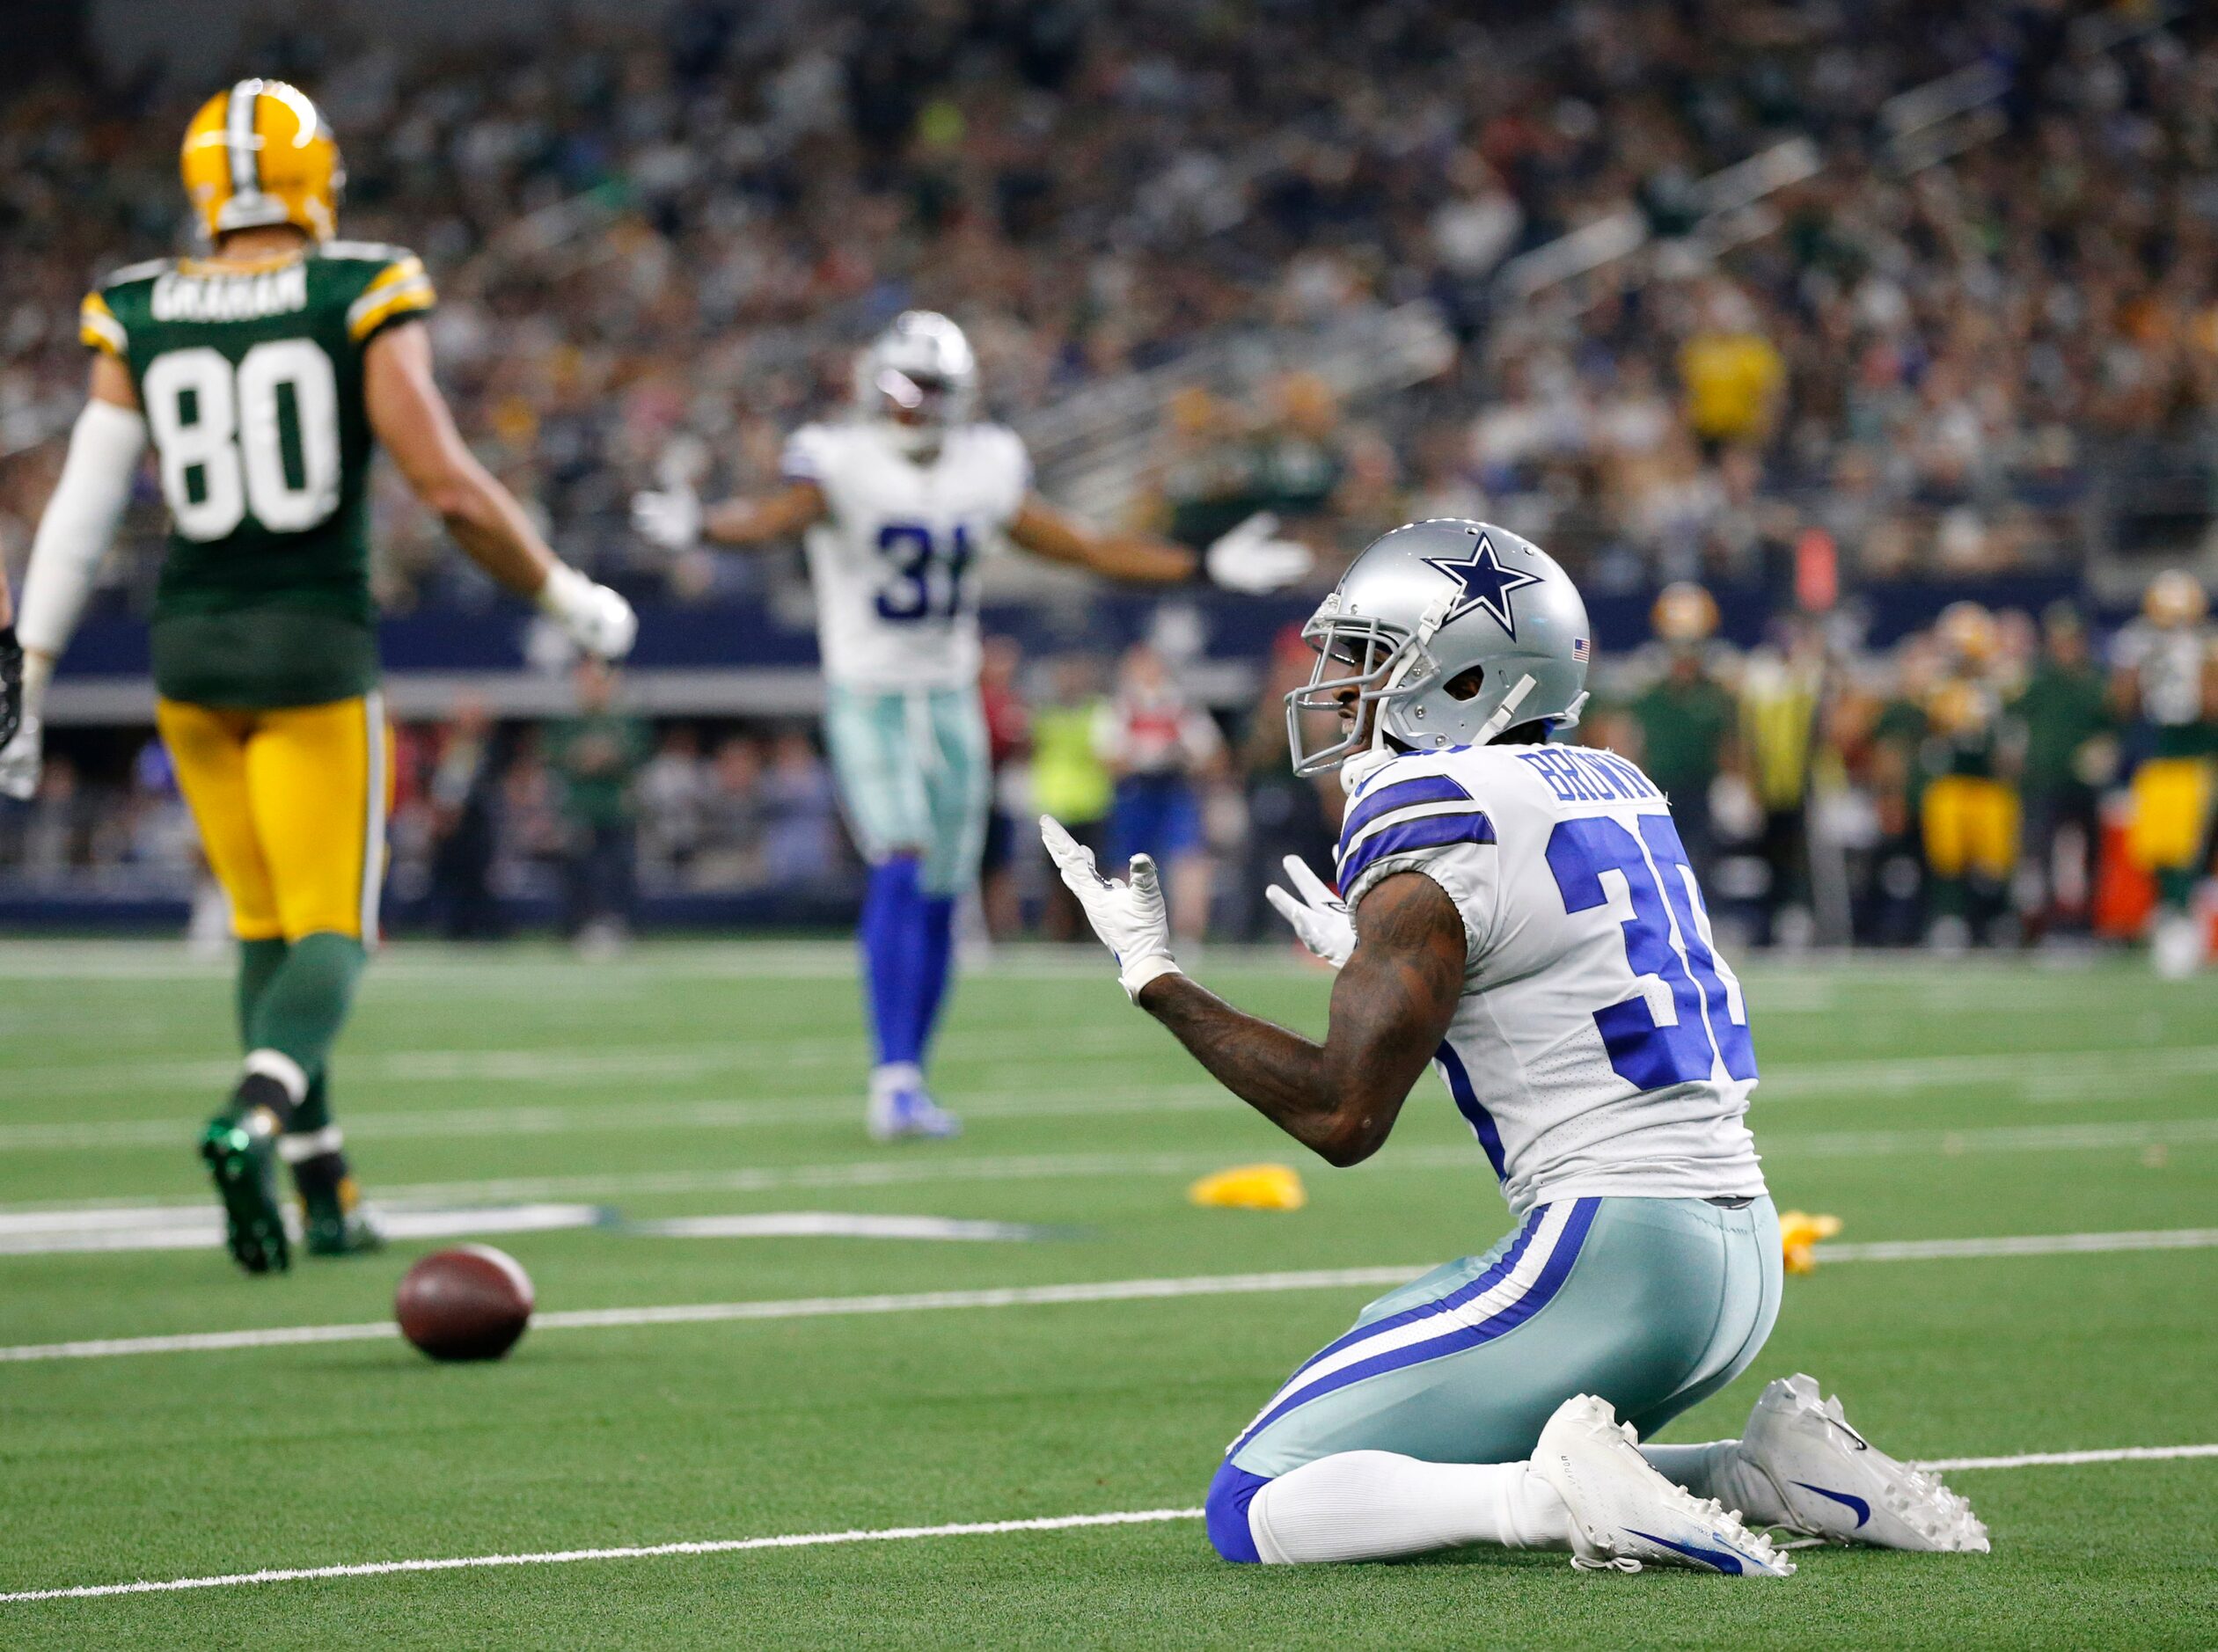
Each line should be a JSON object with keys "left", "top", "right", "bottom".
{"left": 6, "top": 1225, "right": 2214, "bottom": 1360}
{"left": 2, "top": 1114, "right": 2214, "bottom": 1219}
{"left": 2, "top": 1444, "right": 2210, "bottom": 1605}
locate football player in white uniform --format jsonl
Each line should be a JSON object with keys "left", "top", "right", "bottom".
{"left": 1044, "top": 519, "right": 1988, "bottom": 1573}
{"left": 634, "top": 311, "right": 1309, "bottom": 1138}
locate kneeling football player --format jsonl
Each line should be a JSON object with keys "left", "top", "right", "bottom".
{"left": 0, "top": 81, "right": 637, "bottom": 1273}
{"left": 1045, "top": 519, "right": 1988, "bottom": 1572}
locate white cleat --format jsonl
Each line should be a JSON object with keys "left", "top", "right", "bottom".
{"left": 2152, "top": 913, "right": 2205, "bottom": 979}
{"left": 1534, "top": 1394, "right": 1794, "bottom": 1576}
{"left": 866, "top": 1063, "right": 963, "bottom": 1142}
{"left": 1736, "top": 1374, "right": 1990, "bottom": 1553}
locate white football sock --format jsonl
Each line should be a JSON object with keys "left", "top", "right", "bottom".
{"left": 1245, "top": 1451, "right": 1572, "bottom": 1563}
{"left": 1637, "top": 1439, "right": 1785, "bottom": 1525}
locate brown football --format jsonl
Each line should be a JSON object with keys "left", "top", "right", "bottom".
{"left": 395, "top": 1244, "right": 534, "bottom": 1362}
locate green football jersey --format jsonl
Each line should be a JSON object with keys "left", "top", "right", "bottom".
{"left": 81, "top": 241, "right": 436, "bottom": 707}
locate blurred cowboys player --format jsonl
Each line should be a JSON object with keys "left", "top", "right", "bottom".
{"left": 1044, "top": 520, "right": 1988, "bottom": 1573}
{"left": 635, "top": 311, "right": 1309, "bottom": 1139}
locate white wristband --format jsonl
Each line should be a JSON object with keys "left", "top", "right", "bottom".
{"left": 1120, "top": 954, "right": 1183, "bottom": 1000}
{"left": 535, "top": 562, "right": 593, "bottom": 621}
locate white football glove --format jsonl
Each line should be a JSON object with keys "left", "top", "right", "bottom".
{"left": 631, "top": 483, "right": 702, "bottom": 552}
{"left": 0, "top": 714, "right": 40, "bottom": 801}
{"left": 537, "top": 564, "right": 639, "bottom": 660}
{"left": 1040, "top": 815, "right": 1181, "bottom": 999}
{"left": 1264, "top": 854, "right": 1355, "bottom": 969}
{"left": 1204, "top": 511, "right": 1313, "bottom": 595}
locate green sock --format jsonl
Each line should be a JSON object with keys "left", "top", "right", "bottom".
{"left": 236, "top": 938, "right": 289, "bottom": 1052}
{"left": 245, "top": 932, "right": 368, "bottom": 1085}
{"left": 2158, "top": 869, "right": 2197, "bottom": 912}
{"left": 1929, "top": 877, "right": 1965, "bottom": 921}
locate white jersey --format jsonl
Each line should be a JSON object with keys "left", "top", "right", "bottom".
{"left": 781, "top": 420, "right": 1032, "bottom": 692}
{"left": 1336, "top": 740, "right": 1766, "bottom": 1216}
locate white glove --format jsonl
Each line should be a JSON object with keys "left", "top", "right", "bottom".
{"left": 1040, "top": 815, "right": 1181, "bottom": 999}
{"left": 0, "top": 714, "right": 41, "bottom": 801}
{"left": 631, "top": 483, "right": 702, "bottom": 552}
{"left": 1204, "top": 511, "right": 1313, "bottom": 595}
{"left": 537, "top": 564, "right": 639, "bottom": 661}
{"left": 1264, "top": 854, "right": 1355, "bottom": 969}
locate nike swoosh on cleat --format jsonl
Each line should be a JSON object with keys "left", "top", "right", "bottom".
{"left": 1624, "top": 1529, "right": 1748, "bottom": 1574}
{"left": 1793, "top": 1481, "right": 1871, "bottom": 1527}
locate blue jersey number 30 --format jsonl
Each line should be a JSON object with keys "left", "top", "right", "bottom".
{"left": 1545, "top": 813, "right": 1757, "bottom": 1089}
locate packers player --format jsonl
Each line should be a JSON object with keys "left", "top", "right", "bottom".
{"left": 2112, "top": 570, "right": 2217, "bottom": 976}
{"left": 1918, "top": 603, "right": 2018, "bottom": 948}
{"left": 0, "top": 80, "right": 637, "bottom": 1273}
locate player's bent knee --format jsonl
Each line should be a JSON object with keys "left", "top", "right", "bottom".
{"left": 1204, "top": 1458, "right": 1271, "bottom": 1563}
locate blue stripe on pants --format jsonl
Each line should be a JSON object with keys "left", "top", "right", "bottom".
{"left": 1230, "top": 1199, "right": 1599, "bottom": 1456}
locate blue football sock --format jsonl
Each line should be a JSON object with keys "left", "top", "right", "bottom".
{"left": 860, "top": 858, "right": 926, "bottom": 1068}
{"left": 917, "top": 895, "right": 958, "bottom": 1058}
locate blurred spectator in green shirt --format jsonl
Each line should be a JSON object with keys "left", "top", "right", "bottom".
{"left": 547, "top": 659, "right": 649, "bottom": 954}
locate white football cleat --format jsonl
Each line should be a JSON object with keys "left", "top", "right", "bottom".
{"left": 1534, "top": 1394, "right": 1793, "bottom": 1576}
{"left": 867, "top": 1064, "right": 963, "bottom": 1143}
{"left": 1736, "top": 1374, "right": 1989, "bottom": 1553}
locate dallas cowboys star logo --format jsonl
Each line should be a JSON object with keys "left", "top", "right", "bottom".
{"left": 1423, "top": 529, "right": 1543, "bottom": 639}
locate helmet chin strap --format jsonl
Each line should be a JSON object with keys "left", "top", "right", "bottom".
{"left": 1475, "top": 672, "right": 1538, "bottom": 745}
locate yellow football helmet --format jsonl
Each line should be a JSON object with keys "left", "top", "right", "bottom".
{"left": 1936, "top": 601, "right": 1998, "bottom": 666}
{"left": 1652, "top": 581, "right": 1720, "bottom": 644}
{"left": 2143, "top": 568, "right": 2209, "bottom": 630}
{"left": 181, "top": 79, "right": 343, "bottom": 244}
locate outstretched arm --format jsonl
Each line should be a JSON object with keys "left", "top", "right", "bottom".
{"left": 633, "top": 478, "right": 827, "bottom": 552}
{"left": 1041, "top": 813, "right": 1465, "bottom": 1168}
{"left": 1009, "top": 496, "right": 1312, "bottom": 593}
{"left": 1007, "top": 495, "right": 1199, "bottom": 583}
{"left": 365, "top": 319, "right": 633, "bottom": 657}
{"left": 1138, "top": 874, "right": 1465, "bottom": 1165}
{"left": 0, "top": 354, "right": 148, "bottom": 794}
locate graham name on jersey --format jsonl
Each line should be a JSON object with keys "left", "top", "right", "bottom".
{"left": 150, "top": 263, "right": 310, "bottom": 324}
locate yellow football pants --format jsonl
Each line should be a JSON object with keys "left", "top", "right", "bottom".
{"left": 2127, "top": 757, "right": 2215, "bottom": 873}
{"left": 156, "top": 694, "right": 391, "bottom": 942}
{"left": 1921, "top": 775, "right": 2018, "bottom": 881}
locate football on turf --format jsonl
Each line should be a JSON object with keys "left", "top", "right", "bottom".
{"left": 395, "top": 1245, "right": 535, "bottom": 1362}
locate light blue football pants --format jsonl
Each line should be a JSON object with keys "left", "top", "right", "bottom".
{"left": 1206, "top": 1194, "right": 1782, "bottom": 1560}
{"left": 822, "top": 683, "right": 991, "bottom": 897}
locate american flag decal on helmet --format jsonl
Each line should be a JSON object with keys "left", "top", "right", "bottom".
{"left": 1572, "top": 637, "right": 1590, "bottom": 662}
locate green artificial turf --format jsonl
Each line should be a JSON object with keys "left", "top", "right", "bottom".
{"left": 0, "top": 940, "right": 2213, "bottom": 1648}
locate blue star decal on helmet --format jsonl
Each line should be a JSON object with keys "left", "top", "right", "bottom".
{"left": 1422, "top": 530, "right": 1544, "bottom": 639}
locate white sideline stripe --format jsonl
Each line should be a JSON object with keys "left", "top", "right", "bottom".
{"left": 0, "top": 1204, "right": 608, "bottom": 1256}
{"left": 0, "top": 1268, "right": 1424, "bottom": 1363}
{"left": 1918, "top": 1444, "right": 2218, "bottom": 1472}
{"left": 629, "top": 1213, "right": 1057, "bottom": 1242}
{"left": 0, "top": 1507, "right": 1209, "bottom": 1604}
{"left": 5, "top": 1445, "right": 2214, "bottom": 1605}
{"left": 1818, "top": 1228, "right": 2218, "bottom": 1262}
{"left": 7, "top": 1225, "right": 2215, "bottom": 1359}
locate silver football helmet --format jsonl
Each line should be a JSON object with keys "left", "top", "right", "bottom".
{"left": 854, "top": 311, "right": 979, "bottom": 456}
{"left": 1287, "top": 519, "right": 1591, "bottom": 776}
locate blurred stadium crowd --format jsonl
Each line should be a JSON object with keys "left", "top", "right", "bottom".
{"left": 2, "top": 0, "right": 2216, "bottom": 948}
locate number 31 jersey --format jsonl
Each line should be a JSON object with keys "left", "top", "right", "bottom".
{"left": 80, "top": 242, "right": 436, "bottom": 707}
{"left": 1337, "top": 740, "right": 1766, "bottom": 1217}
{"left": 780, "top": 420, "right": 1031, "bottom": 692}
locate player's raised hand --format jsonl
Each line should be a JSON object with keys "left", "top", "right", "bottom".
{"left": 1040, "top": 815, "right": 1181, "bottom": 999}
{"left": 1265, "top": 854, "right": 1355, "bottom": 969}
{"left": 537, "top": 564, "right": 639, "bottom": 661}
{"left": 1204, "top": 512, "right": 1312, "bottom": 595}
{"left": 630, "top": 482, "right": 702, "bottom": 552}
{"left": 0, "top": 714, "right": 41, "bottom": 801}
